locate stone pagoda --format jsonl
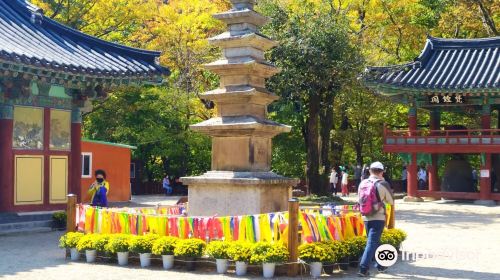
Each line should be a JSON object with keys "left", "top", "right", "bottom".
{"left": 181, "top": 0, "right": 298, "bottom": 216}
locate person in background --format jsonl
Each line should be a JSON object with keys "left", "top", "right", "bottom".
{"left": 163, "top": 174, "right": 172, "bottom": 196}
{"left": 401, "top": 165, "right": 408, "bottom": 193}
{"left": 417, "top": 165, "right": 427, "bottom": 190}
{"left": 341, "top": 168, "right": 349, "bottom": 197}
{"left": 472, "top": 169, "right": 478, "bottom": 190}
{"left": 358, "top": 162, "right": 394, "bottom": 277}
{"left": 330, "top": 168, "right": 338, "bottom": 196}
{"left": 361, "top": 165, "right": 370, "bottom": 180}
{"left": 88, "top": 169, "right": 109, "bottom": 207}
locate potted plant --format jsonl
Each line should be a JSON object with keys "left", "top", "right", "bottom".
{"left": 330, "top": 240, "right": 349, "bottom": 271}
{"left": 59, "top": 232, "right": 84, "bottom": 261}
{"left": 227, "top": 241, "right": 253, "bottom": 276}
{"left": 206, "top": 240, "right": 231, "bottom": 274}
{"left": 346, "top": 236, "right": 367, "bottom": 267}
{"left": 130, "top": 233, "right": 159, "bottom": 267}
{"left": 94, "top": 234, "right": 111, "bottom": 254}
{"left": 298, "top": 242, "right": 334, "bottom": 278}
{"left": 318, "top": 241, "right": 336, "bottom": 274}
{"left": 52, "top": 211, "right": 66, "bottom": 230}
{"left": 173, "top": 238, "right": 206, "bottom": 271}
{"left": 250, "top": 242, "right": 289, "bottom": 278}
{"left": 106, "top": 234, "right": 132, "bottom": 266}
{"left": 76, "top": 234, "right": 99, "bottom": 263}
{"left": 382, "top": 228, "right": 407, "bottom": 250}
{"left": 152, "top": 236, "right": 179, "bottom": 269}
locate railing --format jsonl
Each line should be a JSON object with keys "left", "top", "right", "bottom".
{"left": 384, "top": 127, "right": 500, "bottom": 146}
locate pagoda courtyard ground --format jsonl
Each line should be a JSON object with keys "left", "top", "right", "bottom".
{"left": 1, "top": 196, "right": 499, "bottom": 280}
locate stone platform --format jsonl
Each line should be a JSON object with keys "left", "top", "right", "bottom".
{"left": 182, "top": 171, "right": 297, "bottom": 216}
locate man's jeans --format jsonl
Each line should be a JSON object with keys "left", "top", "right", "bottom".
{"left": 359, "top": 220, "right": 385, "bottom": 273}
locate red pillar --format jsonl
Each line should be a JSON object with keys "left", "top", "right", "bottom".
{"left": 428, "top": 155, "right": 440, "bottom": 191}
{"left": 71, "top": 109, "right": 82, "bottom": 202}
{"left": 479, "top": 104, "right": 491, "bottom": 200}
{"left": 407, "top": 153, "right": 418, "bottom": 198}
{"left": 408, "top": 101, "right": 418, "bottom": 137}
{"left": 481, "top": 115, "right": 491, "bottom": 132}
{"left": 479, "top": 154, "right": 492, "bottom": 200}
{"left": 0, "top": 116, "right": 14, "bottom": 212}
{"left": 428, "top": 110, "right": 440, "bottom": 191}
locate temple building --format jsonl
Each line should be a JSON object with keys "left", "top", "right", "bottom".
{"left": 364, "top": 36, "right": 499, "bottom": 203}
{"left": 0, "top": 0, "right": 168, "bottom": 212}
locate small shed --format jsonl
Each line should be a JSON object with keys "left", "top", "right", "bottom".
{"left": 81, "top": 139, "right": 136, "bottom": 203}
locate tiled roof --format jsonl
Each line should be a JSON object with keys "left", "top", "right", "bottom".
{"left": 364, "top": 36, "right": 499, "bottom": 93}
{"left": 0, "top": 0, "right": 169, "bottom": 83}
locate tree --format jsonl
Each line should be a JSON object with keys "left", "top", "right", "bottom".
{"left": 261, "top": 0, "right": 364, "bottom": 194}
{"left": 82, "top": 86, "right": 211, "bottom": 181}
{"left": 34, "top": 0, "right": 228, "bottom": 180}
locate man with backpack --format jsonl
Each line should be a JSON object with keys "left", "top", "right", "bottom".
{"left": 357, "top": 161, "right": 394, "bottom": 277}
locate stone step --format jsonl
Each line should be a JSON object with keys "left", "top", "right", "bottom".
{"left": 0, "top": 220, "right": 53, "bottom": 236}
{"left": 0, "top": 212, "right": 57, "bottom": 235}
{"left": 0, "top": 212, "right": 53, "bottom": 224}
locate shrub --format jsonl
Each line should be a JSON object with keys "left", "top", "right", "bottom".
{"left": 323, "top": 240, "right": 349, "bottom": 263}
{"left": 129, "top": 233, "right": 160, "bottom": 254}
{"left": 152, "top": 236, "right": 179, "bottom": 255}
{"left": 52, "top": 211, "right": 66, "bottom": 224}
{"left": 381, "top": 228, "right": 407, "bottom": 248}
{"left": 298, "top": 242, "right": 335, "bottom": 263}
{"left": 94, "top": 234, "right": 111, "bottom": 252}
{"left": 173, "top": 238, "right": 206, "bottom": 258}
{"left": 250, "top": 242, "right": 289, "bottom": 264}
{"left": 206, "top": 240, "right": 230, "bottom": 259}
{"left": 59, "top": 232, "right": 84, "bottom": 248}
{"left": 76, "top": 234, "right": 99, "bottom": 251}
{"left": 227, "top": 241, "right": 253, "bottom": 262}
{"left": 106, "top": 234, "right": 132, "bottom": 253}
{"left": 344, "top": 236, "right": 367, "bottom": 258}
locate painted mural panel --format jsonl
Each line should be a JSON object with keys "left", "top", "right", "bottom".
{"left": 13, "top": 106, "right": 44, "bottom": 149}
{"left": 50, "top": 156, "right": 68, "bottom": 204}
{"left": 50, "top": 109, "right": 71, "bottom": 150}
{"left": 15, "top": 155, "right": 44, "bottom": 205}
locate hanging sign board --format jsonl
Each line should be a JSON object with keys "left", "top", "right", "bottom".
{"left": 428, "top": 94, "right": 465, "bottom": 105}
{"left": 480, "top": 169, "right": 490, "bottom": 178}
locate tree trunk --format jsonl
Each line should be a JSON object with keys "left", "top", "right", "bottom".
{"left": 306, "top": 93, "right": 322, "bottom": 194}
{"left": 332, "top": 104, "right": 350, "bottom": 167}
{"left": 354, "top": 143, "right": 363, "bottom": 166}
{"left": 320, "top": 94, "right": 335, "bottom": 193}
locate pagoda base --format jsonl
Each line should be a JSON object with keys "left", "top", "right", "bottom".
{"left": 402, "top": 196, "right": 424, "bottom": 202}
{"left": 181, "top": 171, "right": 298, "bottom": 216}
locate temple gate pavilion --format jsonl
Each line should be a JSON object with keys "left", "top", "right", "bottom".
{"left": 364, "top": 36, "right": 499, "bottom": 203}
{"left": 0, "top": 0, "right": 168, "bottom": 212}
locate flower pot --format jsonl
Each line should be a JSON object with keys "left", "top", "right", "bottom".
{"left": 323, "top": 262, "right": 334, "bottom": 274}
{"left": 215, "top": 259, "right": 228, "bottom": 274}
{"left": 349, "top": 256, "right": 360, "bottom": 268}
{"left": 235, "top": 261, "right": 248, "bottom": 276}
{"left": 310, "top": 262, "right": 322, "bottom": 278}
{"left": 52, "top": 220, "right": 66, "bottom": 231}
{"left": 70, "top": 248, "right": 79, "bottom": 261}
{"left": 139, "top": 253, "right": 151, "bottom": 267}
{"left": 185, "top": 257, "right": 196, "bottom": 271}
{"left": 85, "top": 250, "right": 97, "bottom": 263}
{"left": 162, "top": 255, "right": 174, "bottom": 269}
{"left": 117, "top": 252, "right": 129, "bottom": 266}
{"left": 338, "top": 257, "right": 349, "bottom": 271}
{"left": 262, "top": 263, "right": 276, "bottom": 278}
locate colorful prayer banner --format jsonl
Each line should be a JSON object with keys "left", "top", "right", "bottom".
{"left": 75, "top": 203, "right": 369, "bottom": 244}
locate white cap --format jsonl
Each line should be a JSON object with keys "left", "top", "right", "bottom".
{"left": 370, "top": 161, "right": 385, "bottom": 170}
